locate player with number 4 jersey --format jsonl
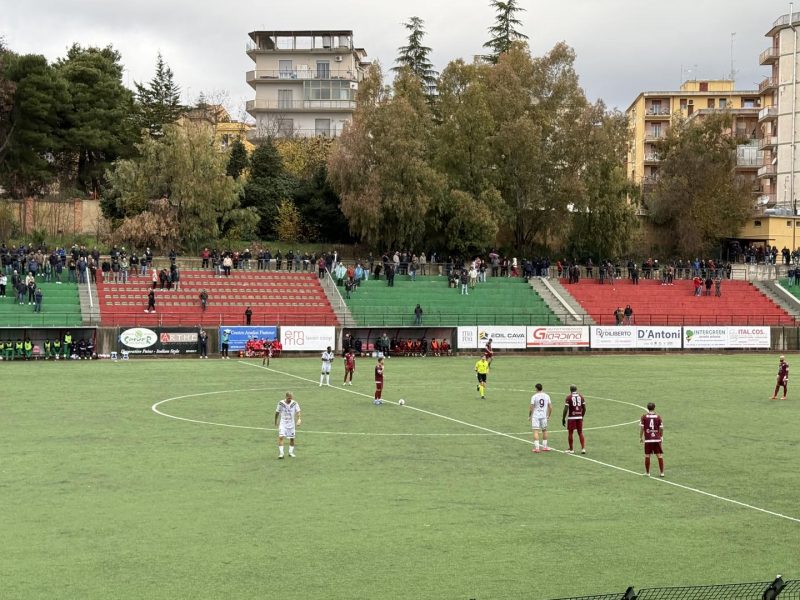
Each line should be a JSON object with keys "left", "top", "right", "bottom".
{"left": 640, "top": 402, "right": 664, "bottom": 477}
{"left": 529, "top": 383, "right": 552, "bottom": 453}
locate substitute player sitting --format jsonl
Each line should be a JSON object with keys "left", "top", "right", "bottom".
{"left": 640, "top": 402, "right": 664, "bottom": 477}
{"left": 771, "top": 355, "right": 789, "bottom": 400}
{"left": 320, "top": 346, "right": 334, "bottom": 386}
{"left": 529, "top": 383, "right": 552, "bottom": 453}
{"left": 561, "top": 384, "right": 587, "bottom": 454}
{"left": 274, "top": 392, "right": 301, "bottom": 459}
{"left": 475, "top": 355, "right": 490, "bottom": 399}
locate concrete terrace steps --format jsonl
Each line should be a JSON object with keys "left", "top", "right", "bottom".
{"left": 96, "top": 270, "right": 338, "bottom": 327}
{"left": 528, "top": 277, "right": 595, "bottom": 325}
{"left": 343, "top": 275, "right": 557, "bottom": 326}
{"left": 563, "top": 278, "right": 795, "bottom": 326}
{"left": 0, "top": 281, "right": 82, "bottom": 327}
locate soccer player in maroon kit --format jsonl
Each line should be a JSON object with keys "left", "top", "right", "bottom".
{"left": 343, "top": 350, "right": 356, "bottom": 386}
{"left": 771, "top": 355, "right": 789, "bottom": 400}
{"left": 561, "top": 385, "right": 586, "bottom": 454}
{"left": 483, "top": 339, "right": 494, "bottom": 364}
{"left": 640, "top": 402, "right": 664, "bottom": 477}
{"left": 373, "top": 357, "right": 384, "bottom": 405}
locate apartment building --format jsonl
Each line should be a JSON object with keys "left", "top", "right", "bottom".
{"left": 626, "top": 80, "right": 761, "bottom": 199}
{"left": 246, "top": 30, "right": 370, "bottom": 139}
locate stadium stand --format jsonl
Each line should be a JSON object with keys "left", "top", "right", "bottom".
{"left": 343, "top": 275, "right": 558, "bottom": 326}
{"left": 0, "top": 281, "right": 82, "bottom": 327}
{"left": 96, "top": 270, "right": 338, "bottom": 326}
{"left": 563, "top": 278, "right": 796, "bottom": 325}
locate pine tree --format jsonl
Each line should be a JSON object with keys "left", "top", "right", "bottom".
{"left": 226, "top": 138, "right": 248, "bottom": 180}
{"left": 483, "top": 0, "right": 528, "bottom": 63}
{"left": 241, "top": 139, "right": 297, "bottom": 238}
{"left": 393, "top": 17, "right": 438, "bottom": 95}
{"left": 134, "top": 52, "right": 183, "bottom": 138}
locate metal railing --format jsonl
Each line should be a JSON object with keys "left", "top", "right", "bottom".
{"left": 759, "top": 106, "right": 778, "bottom": 121}
{"left": 552, "top": 576, "right": 797, "bottom": 600}
{"left": 759, "top": 165, "right": 777, "bottom": 177}
{"left": 246, "top": 99, "right": 356, "bottom": 111}
{"left": 98, "top": 313, "right": 338, "bottom": 327}
{"left": 246, "top": 69, "right": 358, "bottom": 82}
{"left": 760, "top": 46, "right": 780, "bottom": 64}
{"left": 758, "top": 136, "right": 778, "bottom": 150}
{"left": 645, "top": 107, "right": 671, "bottom": 117}
{"left": 759, "top": 77, "right": 778, "bottom": 93}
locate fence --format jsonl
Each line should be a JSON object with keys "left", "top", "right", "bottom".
{"left": 551, "top": 576, "right": 798, "bottom": 600}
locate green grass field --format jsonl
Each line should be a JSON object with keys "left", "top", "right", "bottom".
{"left": 2, "top": 354, "right": 798, "bottom": 599}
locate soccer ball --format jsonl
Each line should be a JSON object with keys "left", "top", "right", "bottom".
{"left": 398, "top": 398, "right": 405, "bottom": 406}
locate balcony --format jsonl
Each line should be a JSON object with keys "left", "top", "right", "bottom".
{"left": 758, "top": 136, "right": 778, "bottom": 150}
{"left": 757, "top": 193, "right": 777, "bottom": 207}
{"left": 644, "top": 107, "right": 671, "bottom": 119}
{"left": 643, "top": 132, "right": 666, "bottom": 143}
{"left": 758, "top": 164, "right": 777, "bottom": 178}
{"left": 246, "top": 99, "right": 357, "bottom": 113}
{"left": 643, "top": 154, "right": 661, "bottom": 164}
{"left": 759, "top": 77, "right": 778, "bottom": 94}
{"left": 246, "top": 69, "right": 359, "bottom": 86}
{"left": 758, "top": 106, "right": 778, "bottom": 122}
{"left": 760, "top": 47, "right": 780, "bottom": 65}
{"left": 642, "top": 176, "right": 659, "bottom": 188}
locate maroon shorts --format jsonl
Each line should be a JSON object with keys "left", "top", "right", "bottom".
{"left": 375, "top": 381, "right": 383, "bottom": 390}
{"left": 567, "top": 419, "right": 583, "bottom": 432}
{"left": 644, "top": 442, "right": 663, "bottom": 455}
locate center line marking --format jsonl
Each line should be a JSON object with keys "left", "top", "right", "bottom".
{"left": 237, "top": 360, "right": 800, "bottom": 525}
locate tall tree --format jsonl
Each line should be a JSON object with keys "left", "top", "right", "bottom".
{"left": 104, "top": 123, "right": 246, "bottom": 249}
{"left": 226, "top": 138, "right": 248, "bottom": 180}
{"left": 240, "top": 138, "right": 296, "bottom": 238}
{"left": 565, "top": 104, "right": 638, "bottom": 260}
{"left": 57, "top": 45, "right": 138, "bottom": 197}
{"left": 133, "top": 52, "right": 183, "bottom": 138}
{"left": 483, "top": 0, "right": 528, "bottom": 63}
{"left": 0, "top": 37, "right": 17, "bottom": 159}
{"left": 293, "top": 164, "right": 352, "bottom": 243}
{"left": 0, "top": 53, "right": 70, "bottom": 197}
{"left": 648, "top": 113, "right": 751, "bottom": 256}
{"left": 393, "top": 17, "right": 438, "bottom": 94}
{"left": 328, "top": 65, "right": 444, "bottom": 249}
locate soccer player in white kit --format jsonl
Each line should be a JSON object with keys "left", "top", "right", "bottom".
{"left": 275, "top": 391, "right": 301, "bottom": 459}
{"left": 529, "top": 383, "right": 552, "bottom": 453}
{"left": 320, "top": 346, "right": 334, "bottom": 386}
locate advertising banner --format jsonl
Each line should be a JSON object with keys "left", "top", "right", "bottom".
{"left": 635, "top": 326, "right": 683, "bottom": 349}
{"left": 477, "top": 326, "right": 527, "bottom": 349}
{"left": 682, "top": 326, "right": 770, "bottom": 349}
{"left": 280, "top": 326, "right": 336, "bottom": 352}
{"left": 590, "top": 326, "right": 637, "bottom": 349}
{"left": 457, "top": 327, "right": 479, "bottom": 349}
{"left": 220, "top": 326, "right": 278, "bottom": 351}
{"left": 526, "top": 326, "right": 590, "bottom": 348}
{"left": 118, "top": 327, "right": 199, "bottom": 355}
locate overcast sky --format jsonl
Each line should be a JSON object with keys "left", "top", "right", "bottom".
{"left": 3, "top": 0, "right": 793, "bottom": 118}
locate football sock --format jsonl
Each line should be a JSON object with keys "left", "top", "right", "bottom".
{"left": 657, "top": 457, "right": 664, "bottom": 473}
{"left": 326, "top": 375, "right": 330, "bottom": 385}
{"left": 320, "top": 375, "right": 324, "bottom": 384}
{"left": 645, "top": 456, "right": 650, "bottom": 474}
{"left": 279, "top": 445, "right": 284, "bottom": 457}
{"left": 534, "top": 440, "right": 539, "bottom": 450}
{"left": 542, "top": 440, "right": 548, "bottom": 448}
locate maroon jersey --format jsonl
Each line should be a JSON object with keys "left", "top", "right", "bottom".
{"left": 345, "top": 353, "right": 356, "bottom": 371}
{"left": 564, "top": 392, "right": 585, "bottom": 420}
{"left": 375, "top": 364, "right": 384, "bottom": 383}
{"left": 640, "top": 413, "right": 663, "bottom": 443}
{"left": 778, "top": 361, "right": 789, "bottom": 382}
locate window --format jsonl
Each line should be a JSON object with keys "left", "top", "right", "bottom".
{"left": 743, "top": 98, "right": 756, "bottom": 108}
{"left": 316, "top": 61, "right": 330, "bottom": 79}
{"left": 278, "top": 89, "right": 294, "bottom": 109}
{"left": 788, "top": 221, "right": 793, "bottom": 227}
{"left": 754, "top": 220, "right": 762, "bottom": 227}
{"left": 279, "top": 60, "right": 293, "bottom": 78}
{"left": 277, "top": 118, "right": 294, "bottom": 136}
{"left": 699, "top": 81, "right": 709, "bottom": 92}
{"left": 304, "top": 81, "right": 354, "bottom": 103}
{"left": 315, "top": 118, "right": 331, "bottom": 137}
{"left": 719, "top": 98, "right": 727, "bottom": 109}
{"left": 708, "top": 98, "right": 715, "bottom": 109}
{"left": 680, "top": 99, "right": 688, "bottom": 112}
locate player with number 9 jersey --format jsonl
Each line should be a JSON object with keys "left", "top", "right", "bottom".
{"left": 529, "top": 383, "right": 552, "bottom": 453}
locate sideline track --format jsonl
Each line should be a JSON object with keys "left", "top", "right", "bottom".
{"left": 237, "top": 360, "right": 800, "bottom": 525}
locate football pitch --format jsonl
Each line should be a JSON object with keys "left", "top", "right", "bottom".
{"left": 2, "top": 354, "right": 798, "bottom": 599}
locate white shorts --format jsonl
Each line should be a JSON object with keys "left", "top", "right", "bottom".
{"left": 321, "top": 363, "right": 331, "bottom": 374}
{"left": 278, "top": 423, "right": 296, "bottom": 439}
{"left": 531, "top": 417, "right": 548, "bottom": 430}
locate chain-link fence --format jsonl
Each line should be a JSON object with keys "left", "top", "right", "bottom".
{"left": 550, "top": 577, "right": 796, "bottom": 600}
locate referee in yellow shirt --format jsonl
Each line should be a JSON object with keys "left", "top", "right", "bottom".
{"left": 475, "top": 356, "right": 490, "bottom": 399}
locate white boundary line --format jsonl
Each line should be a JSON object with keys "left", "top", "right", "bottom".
{"left": 151, "top": 386, "right": 638, "bottom": 436}
{"left": 237, "top": 360, "right": 800, "bottom": 525}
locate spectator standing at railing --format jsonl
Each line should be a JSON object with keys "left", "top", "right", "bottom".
{"left": 25, "top": 272, "right": 35, "bottom": 304}
{"left": 704, "top": 274, "right": 713, "bottom": 296}
{"left": 201, "top": 248, "right": 210, "bottom": 269}
{"left": 409, "top": 259, "right": 417, "bottom": 281}
{"left": 68, "top": 258, "right": 77, "bottom": 282}
{"left": 317, "top": 257, "right": 325, "bottom": 279}
{"left": 199, "top": 289, "right": 208, "bottom": 311}
{"left": 146, "top": 289, "right": 156, "bottom": 313}
{"left": 222, "top": 254, "right": 233, "bottom": 276}
{"left": 0, "top": 273, "right": 5, "bottom": 298}
{"left": 624, "top": 304, "right": 633, "bottom": 325}
{"left": 245, "top": 306, "right": 252, "bottom": 325}
{"left": 460, "top": 269, "right": 469, "bottom": 295}
{"left": 414, "top": 304, "right": 423, "bottom": 325}
{"left": 714, "top": 276, "right": 722, "bottom": 297}
{"left": 129, "top": 252, "right": 138, "bottom": 277}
